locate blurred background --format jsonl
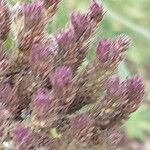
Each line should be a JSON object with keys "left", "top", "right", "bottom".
{"left": 8, "top": 0, "right": 150, "bottom": 149}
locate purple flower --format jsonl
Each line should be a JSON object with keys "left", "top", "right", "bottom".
{"left": 18, "top": 2, "right": 44, "bottom": 51}
{"left": 29, "top": 44, "right": 55, "bottom": 78}
{"left": 0, "top": 0, "right": 145, "bottom": 149}
{"left": 50, "top": 66, "right": 73, "bottom": 87}
{"left": 106, "top": 77, "right": 127, "bottom": 97}
{"left": 31, "top": 88, "right": 54, "bottom": 119}
{"left": 0, "top": 107, "right": 11, "bottom": 123}
{"left": 12, "top": 126, "right": 31, "bottom": 143}
{"left": 70, "top": 12, "right": 91, "bottom": 40}
{"left": 23, "top": 3, "right": 42, "bottom": 18}
{"left": 32, "top": 88, "right": 50, "bottom": 108}
{"left": 56, "top": 29, "right": 75, "bottom": 46}
{"left": 127, "top": 75, "right": 144, "bottom": 106}
{"left": 90, "top": 0, "right": 103, "bottom": 21}
{"left": 114, "top": 34, "right": 131, "bottom": 52}
{"left": 23, "top": 3, "right": 42, "bottom": 29}
{"left": 97, "top": 39, "right": 112, "bottom": 63}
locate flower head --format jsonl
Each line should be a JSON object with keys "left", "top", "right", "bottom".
{"left": 56, "top": 29, "right": 75, "bottom": 47}
{"left": 114, "top": 34, "right": 131, "bottom": 52}
{"left": 32, "top": 88, "right": 50, "bottom": 108}
{"left": 126, "top": 75, "right": 144, "bottom": 112}
{"left": 90, "top": 0, "right": 103, "bottom": 22}
{"left": 106, "top": 77, "right": 127, "bottom": 97}
{"left": 97, "top": 39, "right": 113, "bottom": 64}
{"left": 50, "top": 66, "right": 73, "bottom": 87}
{"left": 23, "top": 3, "right": 43, "bottom": 29}
{"left": 12, "top": 126, "right": 31, "bottom": 143}
{"left": 70, "top": 12, "right": 91, "bottom": 40}
{"left": 18, "top": 2, "right": 44, "bottom": 52}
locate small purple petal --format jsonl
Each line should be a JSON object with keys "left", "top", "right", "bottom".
{"left": 97, "top": 39, "right": 112, "bottom": 63}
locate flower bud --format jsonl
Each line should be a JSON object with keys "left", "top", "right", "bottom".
{"left": 12, "top": 125, "right": 35, "bottom": 149}
{"left": 42, "top": 0, "right": 60, "bottom": 21}
{"left": 12, "top": 126, "right": 31, "bottom": 143}
{"left": 18, "top": 3, "right": 44, "bottom": 51}
{"left": 90, "top": 77, "right": 128, "bottom": 129}
{"left": 23, "top": 3, "right": 43, "bottom": 30}
{"left": 50, "top": 66, "right": 72, "bottom": 88}
{"left": 0, "top": 107, "right": 11, "bottom": 136}
{"left": 31, "top": 88, "right": 50, "bottom": 117}
{"left": 106, "top": 77, "right": 127, "bottom": 97}
{"left": 70, "top": 12, "right": 91, "bottom": 40}
{"left": 56, "top": 29, "right": 75, "bottom": 49}
{"left": 114, "top": 34, "right": 131, "bottom": 52}
{"left": 32, "top": 88, "right": 49, "bottom": 107}
{"left": 97, "top": 126, "right": 123, "bottom": 149}
{"left": 90, "top": 0, "right": 103, "bottom": 22}
{"left": 97, "top": 39, "right": 112, "bottom": 64}
{"left": 55, "top": 29, "right": 85, "bottom": 72}
{"left": 125, "top": 75, "right": 144, "bottom": 113}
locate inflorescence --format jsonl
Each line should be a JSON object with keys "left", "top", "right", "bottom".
{"left": 0, "top": 0, "right": 144, "bottom": 149}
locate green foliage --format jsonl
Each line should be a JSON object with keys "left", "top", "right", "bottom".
{"left": 124, "top": 106, "right": 150, "bottom": 140}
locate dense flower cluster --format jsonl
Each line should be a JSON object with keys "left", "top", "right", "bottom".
{"left": 0, "top": 0, "right": 144, "bottom": 149}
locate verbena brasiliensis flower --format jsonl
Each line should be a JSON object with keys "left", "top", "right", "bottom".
{"left": 0, "top": 0, "right": 144, "bottom": 149}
